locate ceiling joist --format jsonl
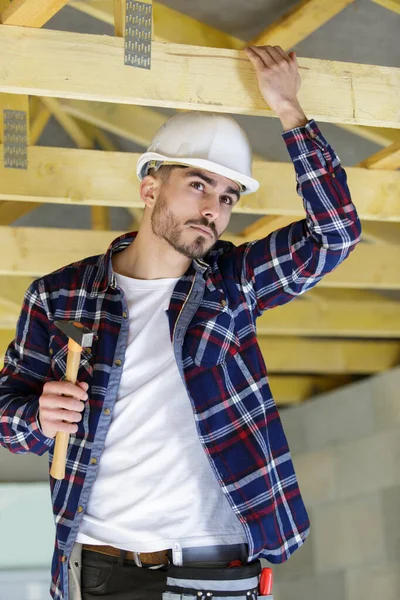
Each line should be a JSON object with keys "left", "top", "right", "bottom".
{"left": 0, "top": 283, "right": 398, "bottom": 338}
{"left": 0, "top": 226, "right": 398, "bottom": 290}
{"left": 0, "top": 26, "right": 399, "bottom": 127}
{"left": 0, "top": 0, "right": 69, "bottom": 26}
{"left": 248, "top": 0, "right": 355, "bottom": 48}
{"left": 0, "top": 146, "right": 399, "bottom": 221}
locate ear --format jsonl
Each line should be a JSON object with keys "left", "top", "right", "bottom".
{"left": 140, "top": 175, "right": 160, "bottom": 209}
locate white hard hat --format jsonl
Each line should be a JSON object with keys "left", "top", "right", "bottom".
{"left": 136, "top": 112, "right": 260, "bottom": 195}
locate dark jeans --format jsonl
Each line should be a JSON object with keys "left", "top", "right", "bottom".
{"left": 81, "top": 549, "right": 168, "bottom": 600}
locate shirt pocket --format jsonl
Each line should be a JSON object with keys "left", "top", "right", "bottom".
{"left": 183, "top": 290, "right": 241, "bottom": 368}
{"left": 49, "top": 333, "right": 96, "bottom": 381}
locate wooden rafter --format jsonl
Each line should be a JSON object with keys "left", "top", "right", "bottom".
{"left": 69, "top": 1, "right": 395, "bottom": 148}
{"left": 336, "top": 124, "right": 400, "bottom": 147}
{"left": 0, "top": 325, "right": 396, "bottom": 373}
{"left": 358, "top": 141, "right": 400, "bottom": 170}
{"left": 0, "top": 283, "right": 398, "bottom": 338}
{"left": 0, "top": 0, "right": 69, "bottom": 26}
{"left": 1, "top": 146, "right": 399, "bottom": 220}
{"left": 0, "top": 226, "right": 398, "bottom": 289}
{"left": 69, "top": 0, "right": 243, "bottom": 49}
{"left": 60, "top": 100, "right": 166, "bottom": 147}
{"left": 248, "top": 0, "right": 355, "bottom": 49}
{"left": 0, "top": 27, "right": 399, "bottom": 128}
{"left": 40, "top": 97, "right": 94, "bottom": 149}
{"left": 0, "top": 335, "right": 356, "bottom": 405}
{"left": 237, "top": 215, "right": 400, "bottom": 246}
{"left": 370, "top": 0, "right": 400, "bottom": 15}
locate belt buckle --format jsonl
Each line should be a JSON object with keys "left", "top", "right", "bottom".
{"left": 133, "top": 552, "right": 142, "bottom": 568}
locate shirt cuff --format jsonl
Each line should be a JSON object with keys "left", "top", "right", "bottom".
{"left": 281, "top": 119, "right": 330, "bottom": 160}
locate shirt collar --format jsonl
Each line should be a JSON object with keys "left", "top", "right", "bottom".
{"left": 89, "top": 231, "right": 209, "bottom": 297}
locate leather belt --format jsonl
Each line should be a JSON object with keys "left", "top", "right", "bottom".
{"left": 83, "top": 544, "right": 169, "bottom": 565}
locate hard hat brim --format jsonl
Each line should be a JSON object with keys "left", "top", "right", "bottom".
{"left": 136, "top": 152, "right": 260, "bottom": 195}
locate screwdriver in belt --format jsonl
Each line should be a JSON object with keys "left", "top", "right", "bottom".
{"left": 228, "top": 562, "right": 273, "bottom": 596}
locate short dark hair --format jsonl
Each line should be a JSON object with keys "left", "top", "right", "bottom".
{"left": 147, "top": 164, "right": 186, "bottom": 184}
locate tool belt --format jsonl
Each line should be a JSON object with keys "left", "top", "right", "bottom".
{"left": 83, "top": 544, "right": 273, "bottom": 598}
{"left": 162, "top": 560, "right": 272, "bottom": 599}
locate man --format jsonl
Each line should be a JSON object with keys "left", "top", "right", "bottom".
{"left": 0, "top": 45, "right": 361, "bottom": 600}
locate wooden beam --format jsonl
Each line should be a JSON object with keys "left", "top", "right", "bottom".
{"left": 1, "top": 146, "right": 399, "bottom": 221}
{"left": 0, "top": 322, "right": 397, "bottom": 374}
{"left": 256, "top": 337, "right": 399, "bottom": 374}
{"left": 0, "top": 332, "right": 356, "bottom": 403}
{"left": 113, "top": 0, "right": 124, "bottom": 37}
{"left": 0, "top": 277, "right": 33, "bottom": 308}
{"left": 356, "top": 221, "right": 400, "bottom": 245}
{"left": 358, "top": 141, "right": 400, "bottom": 170}
{"left": 256, "top": 289, "right": 400, "bottom": 338}
{"left": 69, "top": 0, "right": 243, "bottom": 49}
{"left": 30, "top": 102, "right": 51, "bottom": 145}
{"left": 335, "top": 124, "right": 400, "bottom": 147}
{"left": 237, "top": 214, "right": 400, "bottom": 245}
{"left": 370, "top": 0, "right": 400, "bottom": 14}
{"left": 0, "top": 226, "right": 398, "bottom": 289}
{"left": 38, "top": 98, "right": 111, "bottom": 230}
{"left": 0, "top": 0, "right": 69, "bottom": 26}
{"left": 249, "top": 0, "right": 355, "bottom": 50}
{"left": 0, "top": 283, "right": 397, "bottom": 338}
{"left": 269, "top": 374, "right": 355, "bottom": 405}
{"left": 0, "top": 26, "right": 399, "bottom": 128}
{"left": 40, "top": 96, "right": 94, "bottom": 149}
{"left": 67, "top": 1, "right": 398, "bottom": 151}
{"left": 60, "top": 100, "right": 167, "bottom": 148}
{"left": 76, "top": 119, "right": 119, "bottom": 152}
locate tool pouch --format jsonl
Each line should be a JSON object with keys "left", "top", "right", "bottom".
{"left": 162, "top": 559, "right": 272, "bottom": 599}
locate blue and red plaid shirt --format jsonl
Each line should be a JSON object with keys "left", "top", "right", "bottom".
{"left": 0, "top": 119, "right": 361, "bottom": 600}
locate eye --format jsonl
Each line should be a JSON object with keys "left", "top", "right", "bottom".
{"left": 221, "top": 196, "right": 234, "bottom": 206}
{"left": 190, "top": 181, "right": 205, "bottom": 192}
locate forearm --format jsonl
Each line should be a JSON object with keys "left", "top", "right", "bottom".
{"left": 277, "top": 100, "right": 309, "bottom": 131}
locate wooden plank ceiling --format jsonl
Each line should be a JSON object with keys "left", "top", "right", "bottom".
{"left": 0, "top": 0, "right": 399, "bottom": 407}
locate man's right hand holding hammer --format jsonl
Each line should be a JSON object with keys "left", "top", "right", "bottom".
{"left": 38, "top": 380, "right": 89, "bottom": 439}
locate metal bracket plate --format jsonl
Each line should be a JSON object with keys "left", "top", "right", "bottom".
{"left": 125, "top": 1, "right": 152, "bottom": 70}
{"left": 3, "top": 109, "right": 28, "bottom": 169}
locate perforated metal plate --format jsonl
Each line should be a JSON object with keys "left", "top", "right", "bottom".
{"left": 3, "top": 109, "right": 28, "bottom": 169}
{"left": 125, "top": 1, "right": 152, "bottom": 70}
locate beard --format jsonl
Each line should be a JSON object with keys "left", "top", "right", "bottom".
{"left": 150, "top": 191, "right": 218, "bottom": 259}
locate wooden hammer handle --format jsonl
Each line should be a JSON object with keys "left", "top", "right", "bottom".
{"left": 50, "top": 338, "right": 83, "bottom": 480}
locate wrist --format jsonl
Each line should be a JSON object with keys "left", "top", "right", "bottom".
{"left": 276, "top": 101, "right": 308, "bottom": 131}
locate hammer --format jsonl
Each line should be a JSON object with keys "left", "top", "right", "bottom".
{"left": 49, "top": 320, "right": 95, "bottom": 480}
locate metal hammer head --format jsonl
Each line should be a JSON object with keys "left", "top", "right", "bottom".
{"left": 55, "top": 320, "right": 95, "bottom": 348}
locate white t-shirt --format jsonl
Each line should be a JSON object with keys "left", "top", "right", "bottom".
{"left": 76, "top": 272, "right": 247, "bottom": 552}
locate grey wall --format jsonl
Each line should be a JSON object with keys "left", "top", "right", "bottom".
{"left": 269, "top": 366, "right": 400, "bottom": 600}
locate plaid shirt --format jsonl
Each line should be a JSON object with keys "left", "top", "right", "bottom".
{"left": 0, "top": 119, "right": 361, "bottom": 600}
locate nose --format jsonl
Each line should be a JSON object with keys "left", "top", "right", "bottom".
{"left": 200, "top": 195, "right": 220, "bottom": 222}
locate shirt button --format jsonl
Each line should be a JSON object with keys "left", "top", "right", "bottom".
{"left": 115, "top": 359, "right": 122, "bottom": 366}
{"left": 309, "top": 131, "right": 316, "bottom": 139}
{"left": 90, "top": 457, "right": 98, "bottom": 465}
{"left": 61, "top": 556, "right": 67, "bottom": 563}
{"left": 77, "top": 505, "right": 83, "bottom": 513}
{"left": 104, "top": 408, "right": 111, "bottom": 416}
{"left": 122, "top": 311, "right": 128, "bottom": 318}
{"left": 220, "top": 299, "right": 227, "bottom": 308}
